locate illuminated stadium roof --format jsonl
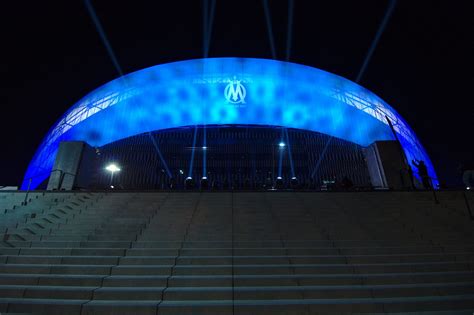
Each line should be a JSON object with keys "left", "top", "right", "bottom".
{"left": 22, "top": 58, "right": 436, "bottom": 189}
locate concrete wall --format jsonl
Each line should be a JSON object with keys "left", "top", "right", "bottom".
{"left": 365, "top": 140, "right": 412, "bottom": 190}
{"left": 47, "top": 141, "right": 94, "bottom": 190}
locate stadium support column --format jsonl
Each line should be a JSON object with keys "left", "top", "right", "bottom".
{"left": 47, "top": 141, "right": 95, "bottom": 190}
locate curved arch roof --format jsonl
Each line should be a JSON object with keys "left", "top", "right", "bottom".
{"left": 22, "top": 57, "right": 436, "bottom": 189}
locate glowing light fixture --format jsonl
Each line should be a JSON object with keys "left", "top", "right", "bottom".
{"left": 105, "top": 163, "right": 120, "bottom": 188}
{"left": 105, "top": 164, "right": 121, "bottom": 173}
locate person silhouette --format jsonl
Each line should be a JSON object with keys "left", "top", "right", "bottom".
{"left": 412, "top": 159, "right": 431, "bottom": 189}
{"left": 459, "top": 162, "right": 474, "bottom": 189}
{"left": 341, "top": 176, "right": 354, "bottom": 190}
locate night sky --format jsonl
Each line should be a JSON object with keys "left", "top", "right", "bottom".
{"left": 0, "top": 1, "right": 472, "bottom": 187}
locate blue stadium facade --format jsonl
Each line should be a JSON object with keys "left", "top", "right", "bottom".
{"left": 22, "top": 58, "right": 436, "bottom": 189}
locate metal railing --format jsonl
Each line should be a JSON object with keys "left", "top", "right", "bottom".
{"left": 22, "top": 169, "right": 76, "bottom": 205}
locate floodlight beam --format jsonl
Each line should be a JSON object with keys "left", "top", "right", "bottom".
{"left": 356, "top": 0, "right": 397, "bottom": 83}
{"left": 84, "top": 0, "right": 172, "bottom": 178}
{"left": 285, "top": 0, "right": 294, "bottom": 61}
{"left": 188, "top": 125, "right": 198, "bottom": 179}
{"left": 285, "top": 127, "right": 296, "bottom": 178}
{"left": 262, "top": 0, "right": 277, "bottom": 59}
{"left": 278, "top": 128, "right": 285, "bottom": 178}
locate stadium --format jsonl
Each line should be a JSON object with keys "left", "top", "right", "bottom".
{"left": 1, "top": 2, "right": 473, "bottom": 314}
{"left": 22, "top": 58, "right": 436, "bottom": 191}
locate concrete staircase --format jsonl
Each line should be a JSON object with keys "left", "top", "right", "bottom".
{"left": 0, "top": 190, "right": 473, "bottom": 314}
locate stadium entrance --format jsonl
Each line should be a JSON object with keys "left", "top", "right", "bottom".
{"left": 91, "top": 125, "right": 370, "bottom": 190}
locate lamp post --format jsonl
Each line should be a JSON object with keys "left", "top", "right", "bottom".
{"left": 105, "top": 163, "right": 121, "bottom": 188}
{"left": 277, "top": 142, "right": 285, "bottom": 189}
{"left": 270, "top": 141, "right": 286, "bottom": 190}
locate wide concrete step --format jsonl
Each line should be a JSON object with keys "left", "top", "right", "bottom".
{"left": 1, "top": 253, "right": 474, "bottom": 265}
{"left": 5, "top": 239, "right": 474, "bottom": 248}
{"left": 2, "top": 271, "right": 474, "bottom": 287}
{"left": 4, "top": 241, "right": 135, "bottom": 248}
{"left": 2, "top": 255, "right": 121, "bottom": 265}
{"left": 0, "top": 285, "right": 96, "bottom": 299}
{"left": 14, "top": 245, "right": 462, "bottom": 255}
{"left": 1, "top": 261, "right": 469, "bottom": 276}
{"left": 163, "top": 283, "right": 474, "bottom": 301}
{"left": 1, "top": 295, "right": 474, "bottom": 314}
{"left": 0, "top": 264, "right": 114, "bottom": 275}
{"left": 1, "top": 282, "right": 473, "bottom": 301}
{"left": 0, "top": 248, "right": 128, "bottom": 256}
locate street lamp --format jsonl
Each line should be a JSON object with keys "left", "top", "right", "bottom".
{"left": 201, "top": 176, "right": 209, "bottom": 190}
{"left": 290, "top": 176, "right": 299, "bottom": 189}
{"left": 185, "top": 176, "right": 194, "bottom": 189}
{"left": 105, "top": 163, "right": 121, "bottom": 188}
{"left": 276, "top": 176, "right": 284, "bottom": 189}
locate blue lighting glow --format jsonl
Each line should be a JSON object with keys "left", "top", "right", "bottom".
{"left": 22, "top": 58, "right": 437, "bottom": 189}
